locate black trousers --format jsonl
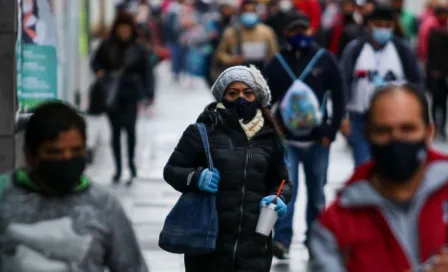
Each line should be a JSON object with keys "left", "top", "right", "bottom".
{"left": 107, "top": 101, "right": 138, "bottom": 176}
{"left": 428, "top": 76, "right": 448, "bottom": 134}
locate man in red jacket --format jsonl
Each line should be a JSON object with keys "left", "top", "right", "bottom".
{"left": 309, "top": 83, "right": 448, "bottom": 271}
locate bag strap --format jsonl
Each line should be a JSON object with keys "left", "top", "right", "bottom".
{"left": 196, "top": 123, "right": 214, "bottom": 170}
{"left": 275, "top": 48, "right": 327, "bottom": 81}
{"left": 275, "top": 53, "right": 297, "bottom": 81}
{"left": 298, "top": 48, "right": 326, "bottom": 81}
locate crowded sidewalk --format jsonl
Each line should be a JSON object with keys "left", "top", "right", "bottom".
{"left": 81, "top": 62, "right": 448, "bottom": 271}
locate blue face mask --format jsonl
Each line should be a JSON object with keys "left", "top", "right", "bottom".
{"left": 240, "top": 12, "right": 259, "bottom": 28}
{"left": 372, "top": 27, "right": 393, "bottom": 46}
{"left": 286, "top": 33, "right": 313, "bottom": 50}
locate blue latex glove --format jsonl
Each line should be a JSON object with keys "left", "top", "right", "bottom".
{"left": 198, "top": 168, "right": 220, "bottom": 193}
{"left": 260, "top": 195, "right": 287, "bottom": 217}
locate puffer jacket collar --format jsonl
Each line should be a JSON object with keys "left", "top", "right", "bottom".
{"left": 196, "top": 102, "right": 275, "bottom": 137}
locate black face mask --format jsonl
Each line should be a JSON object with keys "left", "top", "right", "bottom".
{"left": 370, "top": 139, "right": 427, "bottom": 183}
{"left": 37, "top": 157, "right": 86, "bottom": 195}
{"left": 222, "top": 97, "right": 258, "bottom": 124}
{"left": 344, "top": 13, "right": 354, "bottom": 23}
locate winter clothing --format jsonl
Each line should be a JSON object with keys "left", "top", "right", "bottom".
{"left": 198, "top": 168, "right": 220, "bottom": 193}
{"left": 328, "top": 15, "right": 366, "bottom": 58}
{"left": 418, "top": 16, "right": 447, "bottom": 62}
{"left": 164, "top": 102, "right": 292, "bottom": 272}
{"left": 310, "top": 150, "right": 448, "bottom": 272}
{"left": 0, "top": 169, "right": 148, "bottom": 272}
{"left": 91, "top": 38, "right": 149, "bottom": 179}
{"left": 211, "top": 65, "right": 272, "bottom": 107}
{"left": 260, "top": 196, "right": 287, "bottom": 217}
{"left": 263, "top": 45, "right": 345, "bottom": 143}
{"left": 215, "top": 23, "right": 278, "bottom": 69}
{"left": 341, "top": 36, "right": 424, "bottom": 107}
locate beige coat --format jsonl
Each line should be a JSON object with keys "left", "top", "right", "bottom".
{"left": 215, "top": 23, "right": 279, "bottom": 66}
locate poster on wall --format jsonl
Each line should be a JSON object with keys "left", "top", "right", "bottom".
{"left": 18, "top": 0, "right": 58, "bottom": 111}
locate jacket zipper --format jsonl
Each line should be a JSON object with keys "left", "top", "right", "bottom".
{"left": 232, "top": 143, "right": 252, "bottom": 271}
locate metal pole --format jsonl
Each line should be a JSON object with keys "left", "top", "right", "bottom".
{"left": 0, "top": 0, "right": 18, "bottom": 173}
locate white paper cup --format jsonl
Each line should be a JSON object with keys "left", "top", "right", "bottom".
{"left": 256, "top": 203, "right": 279, "bottom": 236}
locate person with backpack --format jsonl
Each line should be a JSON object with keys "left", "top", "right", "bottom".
{"left": 163, "top": 65, "right": 292, "bottom": 272}
{"left": 262, "top": 10, "right": 345, "bottom": 260}
{"left": 0, "top": 101, "right": 148, "bottom": 271}
{"left": 340, "top": 4, "right": 423, "bottom": 167}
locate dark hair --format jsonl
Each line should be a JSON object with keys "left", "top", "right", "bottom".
{"left": 369, "top": 4, "right": 395, "bottom": 21}
{"left": 25, "top": 101, "right": 86, "bottom": 155}
{"left": 260, "top": 107, "right": 283, "bottom": 138}
{"left": 240, "top": 0, "right": 257, "bottom": 10}
{"left": 110, "top": 12, "right": 138, "bottom": 41}
{"left": 366, "top": 83, "right": 431, "bottom": 126}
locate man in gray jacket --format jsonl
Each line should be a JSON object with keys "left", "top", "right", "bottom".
{"left": 0, "top": 101, "right": 148, "bottom": 272}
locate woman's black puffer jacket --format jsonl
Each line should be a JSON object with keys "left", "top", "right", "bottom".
{"left": 164, "top": 103, "right": 292, "bottom": 272}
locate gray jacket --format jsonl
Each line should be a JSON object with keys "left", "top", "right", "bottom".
{"left": 0, "top": 171, "right": 148, "bottom": 272}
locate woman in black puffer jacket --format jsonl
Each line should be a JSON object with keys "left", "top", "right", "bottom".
{"left": 164, "top": 65, "right": 292, "bottom": 272}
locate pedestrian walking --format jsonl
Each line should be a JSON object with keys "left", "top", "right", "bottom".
{"left": 262, "top": 10, "right": 345, "bottom": 260}
{"left": 418, "top": 6, "right": 448, "bottom": 140}
{"left": 214, "top": 0, "right": 278, "bottom": 71}
{"left": 163, "top": 65, "right": 292, "bottom": 272}
{"left": 91, "top": 12, "right": 151, "bottom": 185}
{"left": 0, "top": 101, "right": 148, "bottom": 271}
{"left": 310, "top": 83, "right": 448, "bottom": 272}
{"left": 340, "top": 4, "right": 423, "bottom": 167}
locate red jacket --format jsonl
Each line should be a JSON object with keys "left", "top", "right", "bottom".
{"left": 295, "top": 0, "right": 322, "bottom": 31}
{"left": 310, "top": 149, "right": 448, "bottom": 272}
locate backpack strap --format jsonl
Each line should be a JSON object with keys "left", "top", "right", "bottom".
{"left": 195, "top": 123, "right": 214, "bottom": 170}
{"left": 275, "top": 53, "right": 297, "bottom": 81}
{"left": 298, "top": 48, "right": 326, "bottom": 81}
{"left": 275, "top": 48, "right": 327, "bottom": 82}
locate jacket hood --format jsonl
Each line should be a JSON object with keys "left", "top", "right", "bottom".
{"left": 338, "top": 149, "right": 448, "bottom": 208}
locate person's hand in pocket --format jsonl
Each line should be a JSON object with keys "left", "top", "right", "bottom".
{"left": 260, "top": 196, "right": 287, "bottom": 217}
{"left": 198, "top": 168, "right": 220, "bottom": 193}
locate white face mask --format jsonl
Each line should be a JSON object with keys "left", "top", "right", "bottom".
{"left": 279, "top": 0, "right": 292, "bottom": 12}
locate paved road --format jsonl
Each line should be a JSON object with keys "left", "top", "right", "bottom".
{"left": 85, "top": 62, "right": 448, "bottom": 272}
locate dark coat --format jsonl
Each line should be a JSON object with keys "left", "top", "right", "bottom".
{"left": 164, "top": 103, "right": 292, "bottom": 272}
{"left": 91, "top": 38, "right": 151, "bottom": 103}
{"left": 263, "top": 45, "right": 345, "bottom": 143}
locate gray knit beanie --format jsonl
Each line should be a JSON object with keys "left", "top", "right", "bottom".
{"left": 211, "top": 65, "right": 272, "bottom": 107}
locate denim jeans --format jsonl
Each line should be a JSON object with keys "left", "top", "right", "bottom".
{"left": 347, "top": 113, "right": 371, "bottom": 167}
{"left": 168, "top": 43, "right": 187, "bottom": 77}
{"left": 273, "top": 143, "right": 330, "bottom": 249}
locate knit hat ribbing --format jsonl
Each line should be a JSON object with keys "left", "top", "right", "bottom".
{"left": 210, "top": 65, "right": 272, "bottom": 107}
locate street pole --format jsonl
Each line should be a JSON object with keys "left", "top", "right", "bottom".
{"left": 0, "top": 0, "right": 18, "bottom": 173}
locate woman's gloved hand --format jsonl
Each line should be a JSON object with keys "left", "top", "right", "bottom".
{"left": 260, "top": 196, "right": 287, "bottom": 217}
{"left": 198, "top": 168, "right": 220, "bottom": 193}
